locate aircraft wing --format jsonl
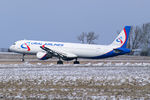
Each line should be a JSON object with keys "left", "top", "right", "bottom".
{"left": 40, "top": 46, "right": 77, "bottom": 60}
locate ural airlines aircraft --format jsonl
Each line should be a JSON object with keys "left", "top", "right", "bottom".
{"left": 9, "top": 26, "right": 131, "bottom": 64}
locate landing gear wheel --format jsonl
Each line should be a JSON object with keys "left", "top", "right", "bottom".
{"left": 21, "top": 54, "right": 25, "bottom": 62}
{"left": 57, "top": 60, "right": 63, "bottom": 64}
{"left": 21, "top": 58, "right": 24, "bottom": 62}
{"left": 74, "top": 61, "right": 80, "bottom": 64}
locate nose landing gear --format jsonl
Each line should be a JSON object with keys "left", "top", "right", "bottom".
{"left": 57, "top": 60, "right": 63, "bottom": 64}
{"left": 21, "top": 54, "right": 25, "bottom": 62}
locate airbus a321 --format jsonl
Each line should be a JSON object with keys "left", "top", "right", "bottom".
{"left": 9, "top": 26, "right": 131, "bottom": 64}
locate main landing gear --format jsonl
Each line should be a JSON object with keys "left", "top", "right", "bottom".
{"left": 57, "top": 60, "right": 63, "bottom": 64}
{"left": 56, "top": 58, "right": 80, "bottom": 64}
{"left": 73, "top": 58, "right": 80, "bottom": 64}
{"left": 57, "top": 58, "right": 63, "bottom": 64}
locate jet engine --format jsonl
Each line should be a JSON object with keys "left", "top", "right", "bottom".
{"left": 36, "top": 52, "right": 52, "bottom": 60}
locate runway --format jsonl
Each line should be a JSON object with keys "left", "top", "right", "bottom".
{"left": 0, "top": 55, "right": 150, "bottom": 99}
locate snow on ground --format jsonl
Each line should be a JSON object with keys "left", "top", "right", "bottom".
{"left": 0, "top": 62, "right": 150, "bottom": 99}
{"left": 0, "top": 62, "right": 150, "bottom": 83}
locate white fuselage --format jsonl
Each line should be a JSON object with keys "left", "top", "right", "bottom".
{"left": 10, "top": 40, "right": 114, "bottom": 58}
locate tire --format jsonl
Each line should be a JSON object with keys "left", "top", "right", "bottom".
{"left": 74, "top": 61, "right": 80, "bottom": 64}
{"left": 57, "top": 60, "right": 63, "bottom": 64}
{"left": 21, "top": 59, "right": 24, "bottom": 62}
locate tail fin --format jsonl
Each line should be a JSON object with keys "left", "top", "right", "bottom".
{"left": 111, "top": 26, "right": 131, "bottom": 48}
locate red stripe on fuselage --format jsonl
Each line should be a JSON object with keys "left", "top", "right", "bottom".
{"left": 25, "top": 43, "right": 31, "bottom": 51}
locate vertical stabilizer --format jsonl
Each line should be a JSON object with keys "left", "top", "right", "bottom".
{"left": 111, "top": 26, "right": 131, "bottom": 48}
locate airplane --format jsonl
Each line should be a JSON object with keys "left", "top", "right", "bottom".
{"left": 9, "top": 26, "right": 131, "bottom": 64}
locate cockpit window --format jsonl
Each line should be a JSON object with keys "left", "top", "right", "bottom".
{"left": 13, "top": 43, "right": 16, "bottom": 45}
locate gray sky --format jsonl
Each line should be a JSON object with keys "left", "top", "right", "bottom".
{"left": 0, "top": 0, "right": 150, "bottom": 48}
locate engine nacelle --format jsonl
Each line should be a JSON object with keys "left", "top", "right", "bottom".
{"left": 36, "top": 52, "right": 52, "bottom": 60}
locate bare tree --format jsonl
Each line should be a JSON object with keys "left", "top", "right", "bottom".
{"left": 126, "top": 23, "right": 150, "bottom": 55}
{"left": 142, "top": 23, "right": 150, "bottom": 48}
{"left": 132, "top": 26, "right": 142, "bottom": 49}
{"left": 140, "top": 23, "right": 150, "bottom": 56}
{"left": 77, "top": 32, "right": 99, "bottom": 44}
{"left": 77, "top": 32, "right": 86, "bottom": 43}
{"left": 86, "top": 32, "right": 99, "bottom": 44}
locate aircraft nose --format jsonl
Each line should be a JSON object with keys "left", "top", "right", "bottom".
{"left": 9, "top": 45, "right": 15, "bottom": 52}
{"left": 8, "top": 48, "right": 11, "bottom": 52}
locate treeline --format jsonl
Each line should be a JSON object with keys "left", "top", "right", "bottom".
{"left": 0, "top": 48, "right": 9, "bottom": 52}
{"left": 77, "top": 32, "right": 99, "bottom": 44}
{"left": 127, "top": 23, "right": 150, "bottom": 56}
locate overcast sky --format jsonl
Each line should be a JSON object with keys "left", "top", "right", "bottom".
{"left": 0, "top": 0, "right": 150, "bottom": 48}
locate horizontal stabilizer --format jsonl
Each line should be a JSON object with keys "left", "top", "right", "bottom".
{"left": 113, "top": 48, "right": 131, "bottom": 53}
